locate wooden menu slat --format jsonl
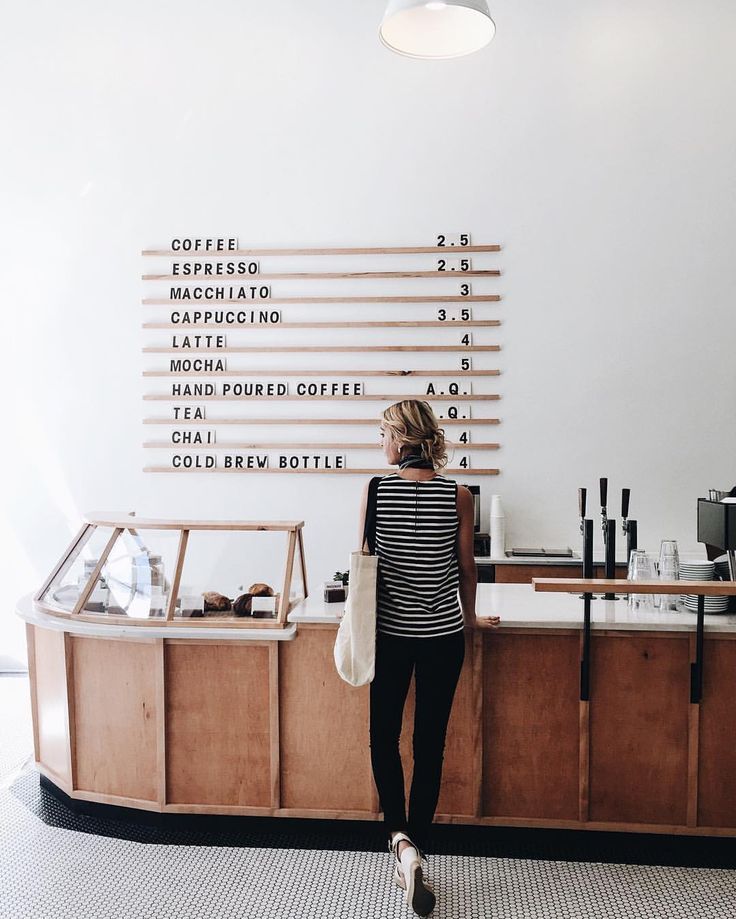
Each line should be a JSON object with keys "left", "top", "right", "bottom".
{"left": 143, "top": 369, "right": 501, "bottom": 377}
{"left": 142, "top": 245, "right": 501, "bottom": 257}
{"left": 143, "top": 294, "right": 500, "bottom": 304}
{"left": 143, "top": 393, "right": 501, "bottom": 402}
{"left": 144, "top": 466, "right": 501, "bottom": 475}
{"left": 143, "top": 442, "right": 502, "bottom": 450}
{"left": 143, "top": 417, "right": 501, "bottom": 425}
{"left": 143, "top": 345, "right": 501, "bottom": 353}
{"left": 143, "top": 270, "right": 501, "bottom": 281}
{"left": 143, "top": 320, "right": 501, "bottom": 329}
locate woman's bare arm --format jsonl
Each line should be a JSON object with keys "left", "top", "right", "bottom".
{"left": 456, "top": 485, "right": 500, "bottom": 629}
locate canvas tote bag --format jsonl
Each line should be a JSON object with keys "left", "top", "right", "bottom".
{"left": 333, "top": 476, "right": 379, "bottom": 686}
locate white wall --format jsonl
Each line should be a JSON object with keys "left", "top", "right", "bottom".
{"left": 2, "top": 0, "right": 736, "bottom": 662}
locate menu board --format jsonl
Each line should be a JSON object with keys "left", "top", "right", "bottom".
{"left": 141, "top": 237, "right": 502, "bottom": 475}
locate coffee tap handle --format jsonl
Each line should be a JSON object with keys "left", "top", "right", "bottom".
{"left": 578, "top": 487, "right": 587, "bottom": 519}
{"left": 621, "top": 488, "right": 630, "bottom": 520}
{"left": 600, "top": 477, "right": 608, "bottom": 511}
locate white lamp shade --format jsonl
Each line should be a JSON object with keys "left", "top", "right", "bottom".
{"left": 380, "top": 0, "right": 495, "bottom": 60}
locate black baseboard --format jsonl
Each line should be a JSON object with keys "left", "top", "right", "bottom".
{"left": 27, "top": 774, "right": 736, "bottom": 868}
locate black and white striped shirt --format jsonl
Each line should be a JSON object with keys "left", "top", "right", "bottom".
{"left": 375, "top": 472, "right": 464, "bottom": 638}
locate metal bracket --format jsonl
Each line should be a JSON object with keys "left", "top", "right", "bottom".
{"left": 690, "top": 593, "right": 705, "bottom": 704}
{"left": 580, "top": 592, "right": 592, "bottom": 701}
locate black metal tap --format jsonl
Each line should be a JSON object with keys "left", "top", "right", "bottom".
{"left": 579, "top": 487, "right": 587, "bottom": 537}
{"left": 600, "top": 477, "right": 618, "bottom": 600}
{"left": 621, "top": 487, "right": 638, "bottom": 564}
{"left": 578, "top": 486, "right": 594, "bottom": 698}
{"left": 578, "top": 487, "right": 594, "bottom": 582}
{"left": 600, "top": 477, "right": 608, "bottom": 536}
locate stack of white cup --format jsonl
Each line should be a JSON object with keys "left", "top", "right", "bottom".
{"left": 490, "top": 494, "right": 506, "bottom": 560}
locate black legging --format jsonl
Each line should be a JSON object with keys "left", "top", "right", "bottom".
{"left": 369, "top": 628, "right": 466, "bottom": 854}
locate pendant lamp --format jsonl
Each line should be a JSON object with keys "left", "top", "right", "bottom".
{"left": 379, "top": 0, "right": 495, "bottom": 60}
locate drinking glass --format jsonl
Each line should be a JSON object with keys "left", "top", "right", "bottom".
{"left": 148, "top": 586, "right": 167, "bottom": 619}
{"left": 628, "top": 550, "right": 656, "bottom": 610}
{"left": 658, "top": 540, "right": 680, "bottom": 610}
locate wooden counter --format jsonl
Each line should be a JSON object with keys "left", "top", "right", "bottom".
{"left": 17, "top": 584, "right": 736, "bottom": 835}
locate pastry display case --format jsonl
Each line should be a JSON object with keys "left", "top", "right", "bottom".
{"left": 34, "top": 512, "right": 307, "bottom": 629}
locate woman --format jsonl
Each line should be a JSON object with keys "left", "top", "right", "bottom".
{"left": 357, "top": 399, "right": 501, "bottom": 917}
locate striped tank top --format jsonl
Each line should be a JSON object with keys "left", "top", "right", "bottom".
{"left": 375, "top": 472, "right": 464, "bottom": 638}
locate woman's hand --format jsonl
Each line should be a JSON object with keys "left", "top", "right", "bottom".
{"left": 464, "top": 615, "right": 501, "bottom": 629}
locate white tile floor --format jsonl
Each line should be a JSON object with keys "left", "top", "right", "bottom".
{"left": 2, "top": 675, "right": 735, "bottom": 919}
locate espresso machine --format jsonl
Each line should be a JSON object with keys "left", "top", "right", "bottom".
{"left": 698, "top": 497, "right": 736, "bottom": 582}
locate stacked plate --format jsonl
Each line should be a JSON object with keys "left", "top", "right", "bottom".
{"left": 679, "top": 559, "right": 728, "bottom": 613}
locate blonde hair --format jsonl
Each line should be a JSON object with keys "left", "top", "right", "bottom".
{"left": 381, "top": 400, "right": 448, "bottom": 469}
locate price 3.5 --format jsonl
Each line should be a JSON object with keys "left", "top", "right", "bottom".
{"left": 437, "top": 308, "right": 472, "bottom": 321}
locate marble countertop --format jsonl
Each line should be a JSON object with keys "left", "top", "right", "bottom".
{"left": 19, "top": 583, "right": 735, "bottom": 639}
{"left": 15, "top": 594, "right": 298, "bottom": 641}
{"left": 288, "top": 582, "right": 736, "bottom": 633}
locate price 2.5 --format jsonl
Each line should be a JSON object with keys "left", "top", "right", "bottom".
{"left": 436, "top": 233, "right": 471, "bottom": 247}
{"left": 437, "top": 257, "right": 471, "bottom": 272}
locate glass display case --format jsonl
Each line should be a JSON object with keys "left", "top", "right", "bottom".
{"left": 34, "top": 512, "right": 307, "bottom": 628}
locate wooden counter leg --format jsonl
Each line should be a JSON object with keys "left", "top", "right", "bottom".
{"left": 579, "top": 699, "right": 590, "bottom": 822}
{"left": 270, "top": 642, "right": 281, "bottom": 810}
{"left": 26, "top": 624, "right": 40, "bottom": 764}
{"left": 63, "top": 632, "right": 77, "bottom": 792}
{"left": 473, "top": 628, "right": 484, "bottom": 818}
{"left": 156, "top": 638, "right": 167, "bottom": 808}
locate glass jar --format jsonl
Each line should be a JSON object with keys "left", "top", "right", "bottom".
{"left": 80, "top": 558, "right": 109, "bottom": 613}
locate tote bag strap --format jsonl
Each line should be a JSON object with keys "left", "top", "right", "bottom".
{"left": 362, "top": 476, "right": 380, "bottom": 554}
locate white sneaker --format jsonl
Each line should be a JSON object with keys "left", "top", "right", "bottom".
{"left": 389, "top": 832, "right": 436, "bottom": 916}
